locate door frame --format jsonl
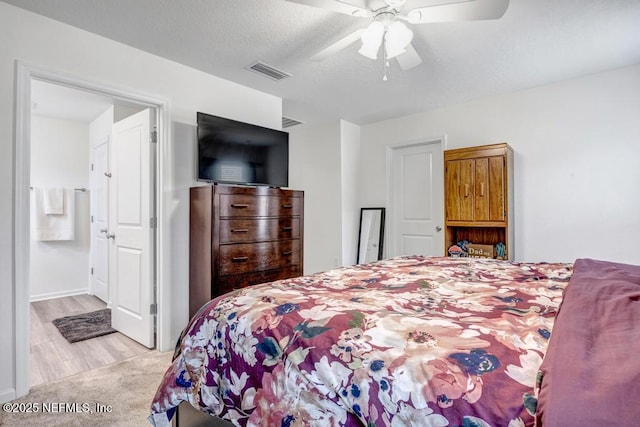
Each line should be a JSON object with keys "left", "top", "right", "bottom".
{"left": 385, "top": 136, "right": 446, "bottom": 258}
{"left": 13, "top": 62, "right": 169, "bottom": 397}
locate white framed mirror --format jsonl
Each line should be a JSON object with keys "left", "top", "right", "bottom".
{"left": 357, "top": 207, "right": 385, "bottom": 264}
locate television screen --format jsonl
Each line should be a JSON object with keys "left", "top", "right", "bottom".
{"left": 197, "top": 112, "right": 289, "bottom": 187}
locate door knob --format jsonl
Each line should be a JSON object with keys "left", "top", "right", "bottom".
{"left": 435, "top": 226, "right": 442, "bottom": 232}
{"left": 100, "top": 228, "right": 108, "bottom": 233}
{"left": 106, "top": 233, "right": 116, "bottom": 239}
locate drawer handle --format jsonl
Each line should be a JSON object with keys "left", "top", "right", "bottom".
{"left": 231, "top": 256, "right": 249, "bottom": 262}
{"left": 281, "top": 251, "right": 293, "bottom": 256}
{"left": 282, "top": 227, "right": 293, "bottom": 232}
{"left": 231, "top": 203, "right": 249, "bottom": 208}
{"left": 231, "top": 229, "right": 249, "bottom": 233}
{"left": 282, "top": 204, "right": 293, "bottom": 209}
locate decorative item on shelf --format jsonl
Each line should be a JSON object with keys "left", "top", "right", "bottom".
{"left": 456, "top": 240, "right": 470, "bottom": 252}
{"left": 467, "top": 244, "right": 494, "bottom": 259}
{"left": 448, "top": 245, "right": 466, "bottom": 257}
{"left": 495, "top": 242, "right": 506, "bottom": 260}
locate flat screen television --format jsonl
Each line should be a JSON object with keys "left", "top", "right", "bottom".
{"left": 197, "top": 112, "right": 289, "bottom": 187}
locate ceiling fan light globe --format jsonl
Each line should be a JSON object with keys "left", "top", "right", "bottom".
{"left": 385, "top": 21, "right": 413, "bottom": 59}
{"left": 358, "top": 45, "right": 380, "bottom": 60}
{"left": 385, "top": 45, "right": 406, "bottom": 59}
{"left": 359, "top": 20, "right": 385, "bottom": 60}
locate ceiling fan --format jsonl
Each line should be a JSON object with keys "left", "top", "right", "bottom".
{"left": 287, "top": 0, "right": 510, "bottom": 78}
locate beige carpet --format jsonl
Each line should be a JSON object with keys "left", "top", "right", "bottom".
{"left": 1, "top": 350, "right": 173, "bottom": 427}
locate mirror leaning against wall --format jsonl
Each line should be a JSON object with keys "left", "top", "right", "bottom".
{"left": 357, "top": 208, "right": 385, "bottom": 264}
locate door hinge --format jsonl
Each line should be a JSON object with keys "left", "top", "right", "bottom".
{"left": 91, "top": 215, "right": 94, "bottom": 223}
{"left": 91, "top": 163, "right": 94, "bottom": 171}
{"left": 150, "top": 303, "right": 157, "bottom": 315}
{"left": 150, "top": 217, "right": 157, "bottom": 229}
{"left": 150, "top": 130, "right": 157, "bottom": 143}
{"left": 90, "top": 267, "right": 94, "bottom": 275}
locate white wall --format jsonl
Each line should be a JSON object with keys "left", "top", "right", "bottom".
{"left": 289, "top": 122, "right": 343, "bottom": 274}
{"left": 1, "top": 2, "right": 281, "bottom": 402}
{"left": 340, "top": 121, "right": 361, "bottom": 266}
{"left": 30, "top": 116, "right": 91, "bottom": 300}
{"left": 288, "top": 120, "right": 361, "bottom": 272}
{"left": 359, "top": 65, "right": 640, "bottom": 265}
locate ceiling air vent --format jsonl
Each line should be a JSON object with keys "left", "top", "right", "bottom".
{"left": 246, "top": 61, "right": 292, "bottom": 81}
{"left": 282, "top": 116, "right": 303, "bottom": 129}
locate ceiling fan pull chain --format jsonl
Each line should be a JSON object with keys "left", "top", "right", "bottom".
{"left": 382, "top": 32, "right": 389, "bottom": 81}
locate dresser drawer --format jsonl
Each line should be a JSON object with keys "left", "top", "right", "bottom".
{"left": 216, "top": 266, "right": 301, "bottom": 295}
{"left": 219, "top": 218, "right": 300, "bottom": 244}
{"left": 219, "top": 240, "right": 300, "bottom": 275}
{"left": 219, "top": 194, "right": 302, "bottom": 217}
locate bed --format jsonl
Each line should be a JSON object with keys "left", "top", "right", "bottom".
{"left": 149, "top": 255, "right": 639, "bottom": 426}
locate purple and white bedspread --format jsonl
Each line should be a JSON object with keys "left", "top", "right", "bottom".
{"left": 149, "top": 256, "right": 572, "bottom": 427}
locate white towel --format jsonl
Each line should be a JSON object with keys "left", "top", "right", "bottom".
{"left": 43, "top": 187, "right": 64, "bottom": 214}
{"left": 32, "top": 188, "right": 75, "bottom": 241}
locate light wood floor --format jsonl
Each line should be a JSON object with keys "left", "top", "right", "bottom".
{"left": 30, "top": 294, "right": 153, "bottom": 387}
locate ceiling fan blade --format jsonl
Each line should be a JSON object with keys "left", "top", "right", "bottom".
{"left": 406, "top": 0, "right": 509, "bottom": 24}
{"left": 395, "top": 43, "right": 423, "bottom": 70}
{"left": 286, "top": 0, "right": 371, "bottom": 17}
{"left": 311, "top": 29, "right": 364, "bottom": 61}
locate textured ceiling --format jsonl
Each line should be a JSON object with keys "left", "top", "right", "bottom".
{"left": 5, "top": 0, "right": 640, "bottom": 126}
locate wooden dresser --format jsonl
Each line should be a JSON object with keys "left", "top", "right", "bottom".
{"left": 189, "top": 184, "right": 304, "bottom": 317}
{"left": 444, "top": 143, "right": 514, "bottom": 259}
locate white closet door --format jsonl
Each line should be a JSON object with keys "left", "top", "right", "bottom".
{"left": 390, "top": 142, "right": 444, "bottom": 257}
{"left": 91, "top": 140, "right": 109, "bottom": 302}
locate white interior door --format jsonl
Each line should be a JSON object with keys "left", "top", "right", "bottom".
{"left": 109, "top": 108, "right": 155, "bottom": 348}
{"left": 390, "top": 141, "right": 444, "bottom": 257}
{"left": 91, "top": 140, "right": 110, "bottom": 302}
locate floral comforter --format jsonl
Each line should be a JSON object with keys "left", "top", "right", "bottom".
{"left": 149, "top": 256, "right": 572, "bottom": 427}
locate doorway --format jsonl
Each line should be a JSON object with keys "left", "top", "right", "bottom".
{"left": 14, "top": 63, "right": 168, "bottom": 398}
{"left": 28, "top": 80, "right": 153, "bottom": 386}
{"left": 387, "top": 139, "right": 445, "bottom": 257}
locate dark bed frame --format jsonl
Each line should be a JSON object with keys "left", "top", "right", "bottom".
{"left": 175, "top": 402, "right": 233, "bottom": 427}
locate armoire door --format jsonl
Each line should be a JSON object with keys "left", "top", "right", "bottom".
{"left": 445, "top": 158, "right": 474, "bottom": 222}
{"left": 488, "top": 156, "right": 505, "bottom": 221}
{"left": 474, "top": 157, "right": 490, "bottom": 221}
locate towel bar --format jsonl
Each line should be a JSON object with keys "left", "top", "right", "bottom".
{"left": 29, "top": 187, "right": 87, "bottom": 192}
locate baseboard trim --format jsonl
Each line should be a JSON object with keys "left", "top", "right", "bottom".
{"left": 0, "top": 387, "right": 17, "bottom": 404}
{"left": 30, "top": 288, "right": 89, "bottom": 302}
